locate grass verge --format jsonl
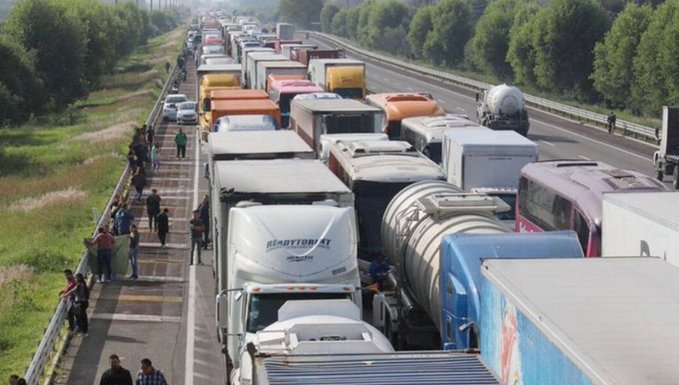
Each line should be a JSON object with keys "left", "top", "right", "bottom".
{"left": 0, "top": 27, "right": 184, "bottom": 380}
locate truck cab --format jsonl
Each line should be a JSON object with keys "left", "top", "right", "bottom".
{"left": 400, "top": 114, "right": 481, "bottom": 164}
{"left": 365, "top": 93, "right": 445, "bottom": 139}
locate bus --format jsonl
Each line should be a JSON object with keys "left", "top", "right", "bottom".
{"left": 517, "top": 160, "right": 668, "bottom": 256}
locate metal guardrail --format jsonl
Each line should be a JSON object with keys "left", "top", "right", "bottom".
{"left": 23, "top": 61, "right": 181, "bottom": 385}
{"left": 313, "top": 32, "right": 659, "bottom": 144}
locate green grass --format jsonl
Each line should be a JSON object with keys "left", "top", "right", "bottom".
{"left": 0, "top": 27, "right": 184, "bottom": 380}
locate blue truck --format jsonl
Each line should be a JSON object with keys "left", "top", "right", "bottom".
{"left": 480, "top": 257, "right": 679, "bottom": 385}
{"left": 440, "top": 231, "right": 583, "bottom": 350}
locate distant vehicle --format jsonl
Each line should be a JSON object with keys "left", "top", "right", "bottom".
{"left": 214, "top": 115, "right": 278, "bottom": 132}
{"left": 202, "top": 45, "right": 225, "bottom": 55}
{"left": 307, "top": 59, "right": 366, "bottom": 99}
{"left": 653, "top": 106, "right": 679, "bottom": 189}
{"left": 516, "top": 160, "right": 668, "bottom": 256}
{"left": 476, "top": 84, "right": 530, "bottom": 136}
{"left": 176, "top": 101, "right": 197, "bottom": 125}
{"left": 365, "top": 93, "right": 445, "bottom": 139}
{"left": 199, "top": 54, "right": 230, "bottom": 65}
{"left": 292, "top": 92, "right": 342, "bottom": 100}
{"left": 400, "top": 114, "right": 480, "bottom": 164}
{"left": 204, "top": 58, "right": 234, "bottom": 65}
{"left": 162, "top": 94, "right": 187, "bottom": 121}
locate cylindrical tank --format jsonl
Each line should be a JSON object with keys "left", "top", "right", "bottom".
{"left": 381, "top": 180, "right": 509, "bottom": 329}
{"left": 486, "top": 84, "right": 525, "bottom": 116}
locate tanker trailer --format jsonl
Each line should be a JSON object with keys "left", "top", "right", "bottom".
{"left": 476, "top": 84, "right": 530, "bottom": 136}
{"left": 375, "top": 180, "right": 510, "bottom": 349}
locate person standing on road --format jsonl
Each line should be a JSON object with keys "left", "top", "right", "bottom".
{"left": 100, "top": 354, "right": 133, "bottom": 385}
{"left": 115, "top": 204, "right": 135, "bottom": 235}
{"left": 164, "top": 61, "right": 170, "bottom": 74}
{"left": 175, "top": 128, "right": 187, "bottom": 160}
{"left": 62, "top": 273, "right": 89, "bottom": 334}
{"left": 131, "top": 166, "right": 146, "bottom": 202}
{"left": 9, "top": 375, "right": 19, "bottom": 385}
{"left": 607, "top": 111, "right": 616, "bottom": 134}
{"left": 136, "top": 358, "right": 168, "bottom": 385}
{"left": 151, "top": 143, "right": 160, "bottom": 173}
{"left": 16, "top": 379, "right": 26, "bottom": 385}
{"left": 85, "top": 227, "right": 115, "bottom": 282}
{"left": 189, "top": 210, "right": 204, "bottom": 265}
{"left": 146, "top": 126, "right": 155, "bottom": 152}
{"left": 129, "top": 224, "right": 140, "bottom": 280}
{"left": 157, "top": 208, "right": 170, "bottom": 247}
{"left": 145, "top": 189, "right": 162, "bottom": 231}
{"left": 198, "top": 194, "right": 210, "bottom": 250}
{"left": 59, "top": 269, "right": 77, "bottom": 332}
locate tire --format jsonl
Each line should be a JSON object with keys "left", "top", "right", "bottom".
{"left": 674, "top": 165, "right": 679, "bottom": 190}
{"left": 656, "top": 168, "right": 664, "bottom": 181}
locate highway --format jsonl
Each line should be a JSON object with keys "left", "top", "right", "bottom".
{"left": 54, "top": 59, "right": 226, "bottom": 385}
{"left": 309, "top": 34, "right": 663, "bottom": 180}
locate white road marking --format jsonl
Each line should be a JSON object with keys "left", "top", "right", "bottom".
{"left": 437, "top": 99, "right": 447, "bottom": 104}
{"left": 579, "top": 155, "right": 591, "bottom": 160}
{"left": 135, "top": 276, "right": 185, "bottom": 283}
{"left": 456, "top": 107, "right": 465, "bottom": 112}
{"left": 139, "top": 242, "right": 187, "bottom": 249}
{"left": 185, "top": 130, "right": 200, "bottom": 385}
{"left": 91, "top": 314, "right": 181, "bottom": 323}
{"left": 539, "top": 139, "right": 555, "bottom": 147}
{"left": 530, "top": 118, "right": 649, "bottom": 162}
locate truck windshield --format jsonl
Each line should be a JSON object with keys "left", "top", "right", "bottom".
{"left": 323, "top": 114, "right": 375, "bottom": 134}
{"left": 354, "top": 180, "right": 413, "bottom": 256}
{"left": 422, "top": 143, "right": 442, "bottom": 165}
{"left": 492, "top": 193, "right": 516, "bottom": 221}
{"left": 246, "top": 292, "right": 352, "bottom": 333}
{"left": 335, "top": 88, "right": 363, "bottom": 99}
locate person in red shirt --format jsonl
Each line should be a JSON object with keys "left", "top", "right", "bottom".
{"left": 58, "top": 269, "right": 77, "bottom": 331}
{"left": 85, "top": 227, "right": 116, "bottom": 282}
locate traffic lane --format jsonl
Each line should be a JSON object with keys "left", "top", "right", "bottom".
{"left": 311, "top": 36, "right": 658, "bottom": 176}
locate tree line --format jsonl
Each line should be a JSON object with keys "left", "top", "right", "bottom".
{"left": 0, "top": 0, "right": 185, "bottom": 126}
{"left": 317, "top": 0, "right": 676, "bottom": 116}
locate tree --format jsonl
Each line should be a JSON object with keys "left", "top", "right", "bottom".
{"left": 363, "top": 0, "right": 412, "bottom": 49}
{"left": 5, "top": 0, "right": 88, "bottom": 108}
{"left": 424, "top": 0, "right": 473, "bottom": 65}
{"left": 591, "top": 3, "right": 652, "bottom": 107}
{"left": 632, "top": 0, "right": 679, "bottom": 114}
{"left": 467, "top": 0, "right": 520, "bottom": 79}
{"left": 346, "top": 7, "right": 361, "bottom": 39}
{"left": 0, "top": 36, "right": 46, "bottom": 123}
{"left": 506, "top": 2, "right": 540, "bottom": 85}
{"left": 356, "top": 0, "right": 377, "bottom": 46}
{"left": 407, "top": 6, "right": 434, "bottom": 59}
{"left": 530, "top": 0, "right": 609, "bottom": 99}
{"left": 279, "top": 0, "right": 323, "bottom": 29}
{"left": 332, "top": 9, "right": 350, "bottom": 37}
{"left": 321, "top": 2, "right": 340, "bottom": 33}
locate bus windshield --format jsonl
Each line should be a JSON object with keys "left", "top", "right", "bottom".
{"left": 322, "top": 114, "right": 376, "bottom": 134}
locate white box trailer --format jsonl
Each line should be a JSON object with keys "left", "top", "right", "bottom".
{"left": 255, "top": 60, "right": 306, "bottom": 90}
{"left": 443, "top": 129, "right": 538, "bottom": 190}
{"left": 240, "top": 46, "right": 273, "bottom": 70}
{"left": 245, "top": 53, "right": 288, "bottom": 89}
{"left": 276, "top": 22, "right": 295, "bottom": 40}
{"left": 602, "top": 192, "right": 679, "bottom": 266}
{"left": 481, "top": 257, "right": 679, "bottom": 385}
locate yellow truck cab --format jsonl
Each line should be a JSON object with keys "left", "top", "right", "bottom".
{"left": 198, "top": 73, "right": 240, "bottom": 129}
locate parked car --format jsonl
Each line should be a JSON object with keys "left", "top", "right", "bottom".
{"left": 176, "top": 101, "right": 198, "bottom": 124}
{"left": 163, "top": 94, "right": 187, "bottom": 121}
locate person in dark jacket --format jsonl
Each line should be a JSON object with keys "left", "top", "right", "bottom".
{"left": 145, "top": 189, "right": 161, "bottom": 231}
{"left": 131, "top": 167, "right": 146, "bottom": 202}
{"left": 100, "top": 354, "right": 133, "bottom": 385}
{"left": 198, "top": 194, "right": 210, "bottom": 250}
{"left": 156, "top": 208, "right": 170, "bottom": 247}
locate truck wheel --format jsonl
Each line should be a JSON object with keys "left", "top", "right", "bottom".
{"left": 656, "top": 169, "right": 664, "bottom": 181}
{"left": 674, "top": 166, "right": 679, "bottom": 190}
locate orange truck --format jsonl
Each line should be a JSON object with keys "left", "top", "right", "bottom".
{"left": 364, "top": 93, "right": 445, "bottom": 139}
{"left": 200, "top": 90, "right": 270, "bottom": 140}
{"left": 209, "top": 99, "right": 281, "bottom": 132}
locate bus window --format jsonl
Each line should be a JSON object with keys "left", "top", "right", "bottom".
{"left": 573, "top": 209, "right": 590, "bottom": 253}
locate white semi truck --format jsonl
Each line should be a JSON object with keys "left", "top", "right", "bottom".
{"left": 602, "top": 192, "right": 679, "bottom": 267}
{"left": 476, "top": 84, "right": 530, "bottom": 136}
